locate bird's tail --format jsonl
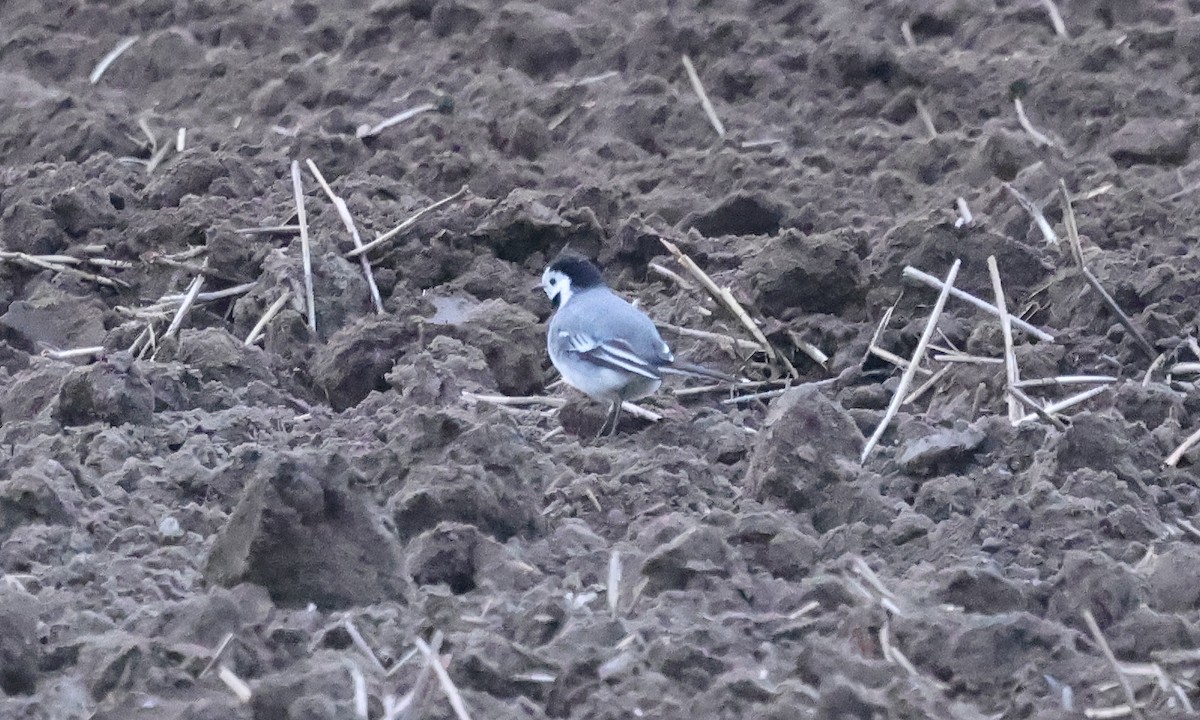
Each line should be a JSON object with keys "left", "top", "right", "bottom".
{"left": 659, "top": 361, "right": 740, "bottom": 384}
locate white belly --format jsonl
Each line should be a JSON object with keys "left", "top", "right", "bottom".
{"left": 549, "top": 345, "right": 662, "bottom": 402}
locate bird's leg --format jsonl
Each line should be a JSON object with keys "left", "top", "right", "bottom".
{"left": 593, "top": 401, "right": 619, "bottom": 441}
{"left": 607, "top": 400, "right": 623, "bottom": 437}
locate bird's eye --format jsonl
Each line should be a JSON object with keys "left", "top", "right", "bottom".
{"left": 549, "top": 278, "right": 557, "bottom": 285}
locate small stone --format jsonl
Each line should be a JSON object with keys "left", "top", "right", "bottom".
{"left": 744, "top": 228, "right": 864, "bottom": 316}
{"left": 1109, "top": 117, "right": 1192, "bottom": 165}
{"left": 158, "top": 516, "right": 183, "bottom": 539}
{"left": 1148, "top": 544, "right": 1200, "bottom": 612}
{"left": 897, "top": 424, "right": 986, "bottom": 475}
{"left": 54, "top": 355, "right": 155, "bottom": 427}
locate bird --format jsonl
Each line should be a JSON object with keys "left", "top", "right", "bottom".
{"left": 540, "top": 254, "right": 737, "bottom": 438}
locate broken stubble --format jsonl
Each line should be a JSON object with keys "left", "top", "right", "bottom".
{"left": 347, "top": 185, "right": 470, "bottom": 258}
{"left": 902, "top": 265, "right": 1055, "bottom": 342}
{"left": 290, "top": 161, "right": 318, "bottom": 334}
{"left": 681, "top": 54, "right": 726, "bottom": 138}
{"left": 862, "top": 259, "right": 961, "bottom": 463}
{"left": 659, "top": 238, "right": 798, "bottom": 378}
{"left": 305, "top": 159, "right": 384, "bottom": 313}
{"left": 987, "top": 256, "right": 1023, "bottom": 424}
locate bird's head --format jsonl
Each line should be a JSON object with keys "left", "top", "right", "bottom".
{"left": 541, "top": 254, "right": 605, "bottom": 309}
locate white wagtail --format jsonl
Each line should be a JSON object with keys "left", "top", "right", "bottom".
{"left": 541, "top": 254, "right": 736, "bottom": 437}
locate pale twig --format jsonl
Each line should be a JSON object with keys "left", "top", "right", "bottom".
{"left": 1086, "top": 265, "right": 1155, "bottom": 357}
{"left": 159, "top": 281, "right": 257, "bottom": 304}
{"left": 1060, "top": 181, "right": 1156, "bottom": 359}
{"left": 1004, "top": 182, "right": 1059, "bottom": 244}
{"left": 145, "top": 140, "right": 173, "bottom": 174}
{"left": 988, "top": 257, "right": 1022, "bottom": 423}
{"left": 902, "top": 266, "right": 1055, "bottom": 341}
{"left": 176, "top": 128, "right": 186, "bottom": 152}
{"left": 789, "top": 600, "right": 820, "bottom": 620}
{"left": 865, "top": 294, "right": 901, "bottom": 361}
{"left": 392, "top": 633, "right": 443, "bottom": 720}
{"left": 290, "top": 161, "right": 317, "bottom": 334}
{"left": 740, "top": 138, "right": 784, "bottom": 149}
{"left": 90, "top": 36, "right": 139, "bottom": 84}
{"left": 0, "top": 251, "right": 128, "bottom": 288}
{"left": 1040, "top": 0, "right": 1068, "bottom": 38}
{"left": 414, "top": 637, "right": 472, "bottom": 720}
{"left": 1075, "top": 183, "right": 1114, "bottom": 202}
{"left": 931, "top": 353, "right": 1003, "bottom": 365}
{"left": 900, "top": 21, "right": 916, "bottom": 48}
{"left": 42, "top": 346, "right": 106, "bottom": 361}
{"left": 1172, "top": 362, "right": 1200, "bottom": 375}
{"left": 914, "top": 98, "right": 937, "bottom": 139}
{"left": 137, "top": 117, "right": 157, "bottom": 150}
{"left": 306, "top": 159, "right": 384, "bottom": 313}
{"left": 721, "top": 387, "right": 787, "bottom": 405}
{"left": 658, "top": 322, "right": 760, "bottom": 352}
{"left": 347, "top": 185, "right": 470, "bottom": 258}
{"left": 660, "top": 239, "right": 798, "bottom": 377}
{"left": 1115, "top": 662, "right": 1194, "bottom": 714}
{"left": 348, "top": 662, "right": 369, "bottom": 720}
{"left": 1083, "top": 610, "right": 1148, "bottom": 720}
{"left": 955, "top": 197, "right": 974, "bottom": 227}
{"left": 236, "top": 224, "right": 300, "bottom": 235}
{"left": 198, "top": 633, "right": 236, "bottom": 679}
{"left": 1007, "top": 386, "right": 1067, "bottom": 430}
{"left": 648, "top": 262, "right": 694, "bottom": 290}
{"left": 788, "top": 330, "right": 830, "bottom": 369}
{"left": 1083, "top": 705, "right": 1143, "bottom": 719}
{"left": 1143, "top": 353, "right": 1167, "bottom": 386}
{"left": 862, "top": 259, "right": 961, "bottom": 463}
{"left": 243, "top": 290, "right": 291, "bottom": 347}
{"left": 129, "top": 322, "right": 156, "bottom": 357}
{"left": 217, "top": 664, "right": 252, "bottom": 703}
{"left": 1013, "top": 385, "right": 1108, "bottom": 426}
{"left": 870, "top": 346, "right": 935, "bottom": 376}
{"left": 162, "top": 274, "right": 205, "bottom": 340}
{"left": 673, "top": 379, "right": 784, "bottom": 397}
{"left": 1165, "top": 425, "right": 1200, "bottom": 468}
{"left": 550, "top": 70, "right": 619, "bottom": 89}
{"left": 356, "top": 103, "right": 436, "bottom": 138}
{"left": 903, "top": 365, "right": 951, "bottom": 405}
{"left": 86, "top": 257, "right": 135, "bottom": 270}
{"left": 850, "top": 556, "right": 900, "bottom": 603}
{"left": 1014, "top": 97, "right": 1057, "bottom": 149}
{"left": 343, "top": 618, "right": 387, "bottom": 675}
{"left": 607, "top": 550, "right": 622, "bottom": 616}
{"left": 681, "top": 55, "right": 726, "bottom": 138}
{"left": 1014, "top": 375, "right": 1116, "bottom": 388}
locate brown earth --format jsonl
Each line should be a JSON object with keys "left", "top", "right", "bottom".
{"left": 2, "top": 0, "right": 1200, "bottom": 718}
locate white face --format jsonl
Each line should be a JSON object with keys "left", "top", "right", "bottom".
{"left": 541, "top": 268, "right": 574, "bottom": 308}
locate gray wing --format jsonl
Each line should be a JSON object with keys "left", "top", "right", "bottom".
{"left": 560, "top": 332, "right": 665, "bottom": 380}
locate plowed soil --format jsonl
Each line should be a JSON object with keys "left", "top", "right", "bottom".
{"left": 2, "top": 1, "right": 1200, "bottom": 718}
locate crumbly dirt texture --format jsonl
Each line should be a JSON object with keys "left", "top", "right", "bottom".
{"left": 3, "top": 1, "right": 1200, "bottom": 718}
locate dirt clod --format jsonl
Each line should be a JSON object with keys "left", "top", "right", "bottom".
{"left": 205, "top": 450, "right": 407, "bottom": 609}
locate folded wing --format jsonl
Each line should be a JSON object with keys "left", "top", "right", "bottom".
{"left": 562, "top": 332, "right": 663, "bottom": 380}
